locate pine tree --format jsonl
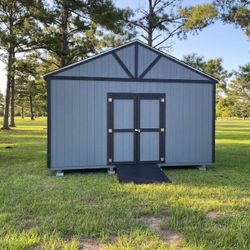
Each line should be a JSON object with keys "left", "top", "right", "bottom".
{"left": 0, "top": 0, "right": 46, "bottom": 128}
{"left": 215, "top": 0, "right": 250, "bottom": 38}
{"left": 129, "top": 0, "right": 218, "bottom": 48}
{"left": 227, "top": 63, "right": 250, "bottom": 118}
{"left": 15, "top": 54, "right": 46, "bottom": 120}
{"left": 182, "top": 54, "right": 231, "bottom": 96}
{"left": 39, "top": 0, "right": 132, "bottom": 68}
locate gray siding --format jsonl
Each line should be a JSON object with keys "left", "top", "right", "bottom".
{"left": 50, "top": 80, "right": 213, "bottom": 169}
{"left": 116, "top": 45, "right": 135, "bottom": 77}
{"left": 52, "top": 43, "right": 210, "bottom": 81}
{"left": 54, "top": 54, "right": 128, "bottom": 78}
{"left": 138, "top": 45, "right": 158, "bottom": 76}
{"left": 144, "top": 57, "right": 208, "bottom": 80}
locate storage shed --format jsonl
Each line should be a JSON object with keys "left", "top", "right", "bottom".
{"left": 44, "top": 40, "right": 218, "bottom": 173}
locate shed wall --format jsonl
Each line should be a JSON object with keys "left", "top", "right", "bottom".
{"left": 50, "top": 80, "right": 213, "bottom": 169}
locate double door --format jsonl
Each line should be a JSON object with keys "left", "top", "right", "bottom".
{"left": 107, "top": 93, "right": 165, "bottom": 164}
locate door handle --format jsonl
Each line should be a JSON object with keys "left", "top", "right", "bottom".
{"left": 134, "top": 129, "right": 141, "bottom": 133}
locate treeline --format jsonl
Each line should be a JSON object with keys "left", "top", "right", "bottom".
{"left": 0, "top": 0, "right": 249, "bottom": 129}
{"left": 182, "top": 55, "right": 250, "bottom": 118}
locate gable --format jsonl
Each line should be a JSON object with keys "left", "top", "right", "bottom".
{"left": 45, "top": 40, "right": 217, "bottom": 83}
{"left": 54, "top": 53, "right": 129, "bottom": 78}
{"left": 115, "top": 45, "right": 135, "bottom": 77}
{"left": 143, "top": 56, "right": 208, "bottom": 80}
{"left": 138, "top": 44, "right": 158, "bottom": 77}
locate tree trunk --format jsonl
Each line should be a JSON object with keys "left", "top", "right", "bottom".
{"left": 60, "top": 8, "right": 69, "bottom": 67}
{"left": 148, "top": 29, "right": 153, "bottom": 47}
{"left": 2, "top": 46, "right": 14, "bottom": 129}
{"left": 29, "top": 94, "right": 34, "bottom": 120}
{"left": 21, "top": 106, "right": 24, "bottom": 119}
{"left": 147, "top": 0, "right": 153, "bottom": 47}
{"left": 10, "top": 57, "right": 16, "bottom": 127}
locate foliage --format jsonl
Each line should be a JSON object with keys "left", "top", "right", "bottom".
{"left": 226, "top": 63, "right": 250, "bottom": 118}
{"left": 0, "top": 0, "right": 249, "bottom": 124}
{"left": 0, "top": 0, "right": 47, "bottom": 128}
{"left": 0, "top": 0, "right": 133, "bottom": 127}
{"left": 183, "top": 55, "right": 249, "bottom": 118}
{"left": 0, "top": 118, "right": 249, "bottom": 249}
{"left": 15, "top": 54, "right": 47, "bottom": 118}
{"left": 39, "top": 0, "right": 133, "bottom": 67}
{"left": 0, "top": 0, "right": 45, "bottom": 56}
{"left": 214, "top": 0, "right": 250, "bottom": 37}
{"left": 182, "top": 53, "right": 231, "bottom": 95}
{"left": 129, "top": 0, "right": 218, "bottom": 48}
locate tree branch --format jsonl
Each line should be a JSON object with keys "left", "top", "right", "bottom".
{"left": 154, "top": 24, "right": 184, "bottom": 47}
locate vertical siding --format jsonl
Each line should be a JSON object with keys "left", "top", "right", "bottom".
{"left": 72, "top": 81, "right": 80, "bottom": 166}
{"left": 79, "top": 81, "right": 88, "bottom": 165}
{"left": 138, "top": 45, "right": 158, "bottom": 77}
{"left": 116, "top": 45, "right": 135, "bottom": 77}
{"left": 54, "top": 54, "right": 129, "bottom": 78}
{"left": 50, "top": 82, "right": 57, "bottom": 166}
{"left": 54, "top": 80, "right": 65, "bottom": 167}
{"left": 144, "top": 57, "right": 208, "bottom": 80}
{"left": 50, "top": 80, "right": 213, "bottom": 169}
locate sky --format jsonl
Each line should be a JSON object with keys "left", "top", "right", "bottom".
{"left": 0, "top": 0, "right": 249, "bottom": 94}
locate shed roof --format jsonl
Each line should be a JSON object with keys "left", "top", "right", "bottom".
{"left": 44, "top": 39, "right": 218, "bottom": 83}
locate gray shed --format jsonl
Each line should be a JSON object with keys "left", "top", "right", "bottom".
{"left": 45, "top": 40, "right": 218, "bottom": 172}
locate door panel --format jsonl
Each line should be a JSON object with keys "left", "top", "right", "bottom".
{"left": 114, "top": 99, "right": 134, "bottom": 129}
{"left": 114, "top": 132, "right": 134, "bottom": 162}
{"left": 140, "top": 100, "right": 159, "bottom": 128}
{"left": 107, "top": 93, "right": 165, "bottom": 165}
{"left": 140, "top": 132, "right": 159, "bottom": 161}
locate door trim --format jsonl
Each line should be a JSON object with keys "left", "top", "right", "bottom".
{"left": 107, "top": 93, "right": 166, "bottom": 165}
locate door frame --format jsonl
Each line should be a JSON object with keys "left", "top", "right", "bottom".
{"left": 107, "top": 93, "right": 165, "bottom": 165}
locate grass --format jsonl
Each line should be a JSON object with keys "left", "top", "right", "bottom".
{"left": 0, "top": 117, "right": 249, "bottom": 249}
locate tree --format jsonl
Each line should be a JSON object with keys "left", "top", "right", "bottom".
{"left": 227, "top": 63, "right": 250, "bottom": 118}
{"left": 214, "top": 0, "right": 250, "bottom": 37}
{"left": 0, "top": 0, "right": 46, "bottom": 129}
{"left": 40, "top": 0, "right": 132, "bottom": 68}
{"left": 15, "top": 54, "right": 47, "bottom": 120}
{"left": 129, "top": 0, "right": 218, "bottom": 48}
{"left": 0, "top": 90, "right": 4, "bottom": 116}
{"left": 182, "top": 53, "right": 231, "bottom": 96}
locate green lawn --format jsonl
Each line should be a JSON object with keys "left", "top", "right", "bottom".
{"left": 0, "top": 118, "right": 249, "bottom": 250}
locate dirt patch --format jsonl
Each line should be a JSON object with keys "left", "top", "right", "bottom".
{"left": 139, "top": 216, "right": 163, "bottom": 232}
{"left": 206, "top": 211, "right": 219, "bottom": 219}
{"left": 79, "top": 239, "right": 105, "bottom": 250}
{"left": 139, "top": 216, "right": 182, "bottom": 248}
